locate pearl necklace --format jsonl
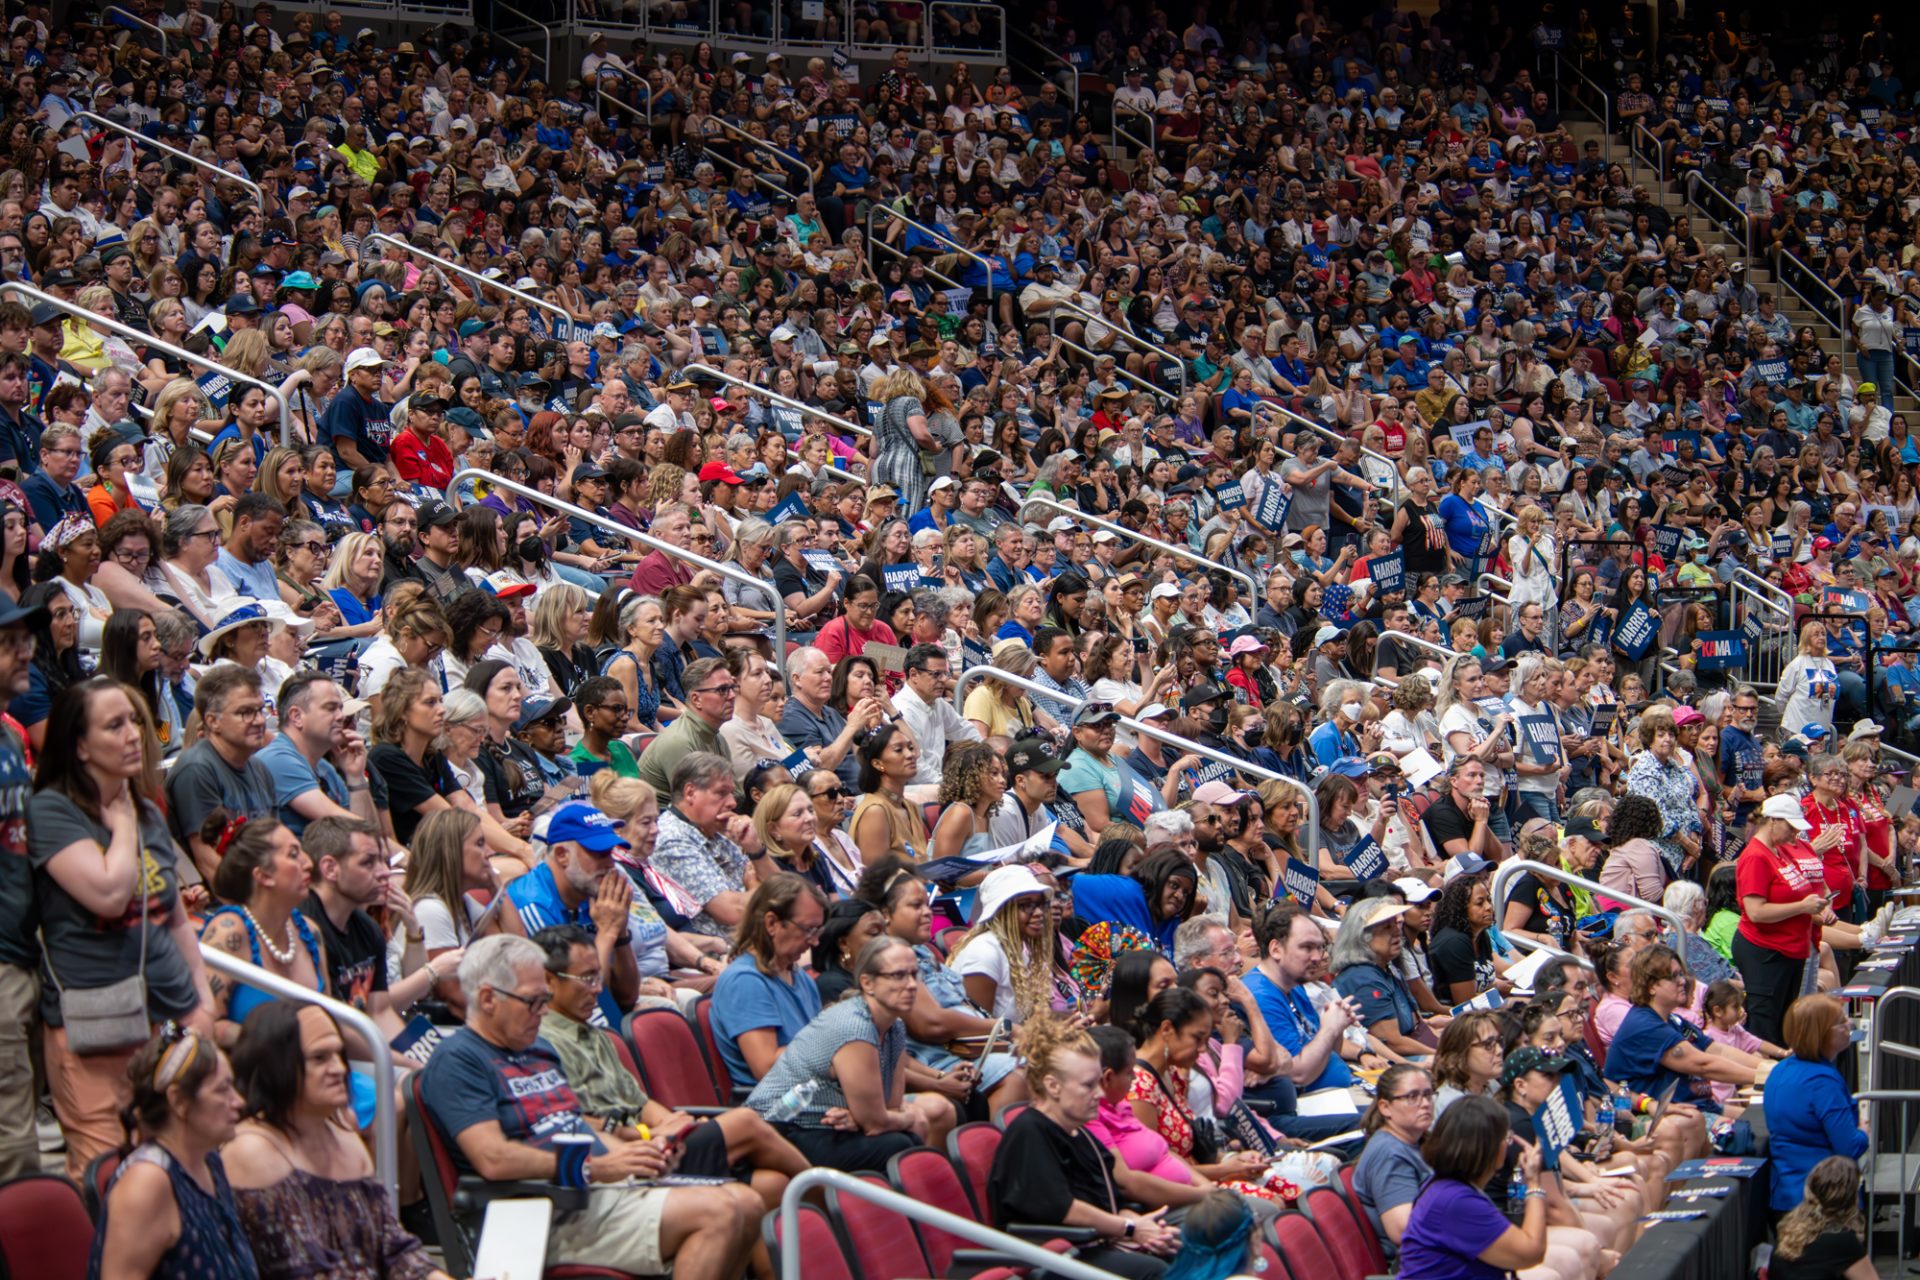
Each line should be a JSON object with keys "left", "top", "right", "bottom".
{"left": 242, "top": 906, "right": 299, "bottom": 966}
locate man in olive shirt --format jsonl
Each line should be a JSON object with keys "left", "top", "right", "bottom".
{"left": 635, "top": 657, "right": 732, "bottom": 804}
{"left": 532, "top": 924, "right": 805, "bottom": 1188}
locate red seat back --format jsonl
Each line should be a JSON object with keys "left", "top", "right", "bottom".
{"left": 689, "top": 995, "right": 733, "bottom": 1093}
{"left": 1255, "top": 1239, "right": 1293, "bottom": 1280}
{"left": 887, "top": 1148, "right": 979, "bottom": 1271}
{"left": 948, "top": 1122, "right": 1003, "bottom": 1224}
{"left": 407, "top": 1072, "right": 480, "bottom": 1277}
{"left": 626, "top": 1007, "right": 725, "bottom": 1109}
{"left": 1304, "top": 1184, "right": 1389, "bottom": 1275}
{"left": 993, "top": 1102, "right": 1028, "bottom": 1128}
{"left": 82, "top": 1150, "right": 123, "bottom": 1220}
{"left": 0, "top": 1174, "right": 102, "bottom": 1280}
{"left": 1270, "top": 1209, "right": 1340, "bottom": 1280}
{"left": 826, "top": 1173, "right": 930, "bottom": 1280}
{"left": 604, "top": 1028, "right": 642, "bottom": 1083}
{"left": 762, "top": 1203, "right": 857, "bottom": 1280}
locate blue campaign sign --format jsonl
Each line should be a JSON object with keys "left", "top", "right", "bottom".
{"left": 197, "top": 368, "right": 233, "bottom": 413}
{"left": 883, "top": 563, "right": 920, "bottom": 593}
{"left": 1613, "top": 598, "right": 1659, "bottom": 661}
{"left": 1254, "top": 482, "right": 1292, "bottom": 532}
{"left": 1532, "top": 1076, "right": 1586, "bottom": 1171}
{"left": 1282, "top": 858, "right": 1320, "bottom": 908}
{"left": 1343, "top": 834, "right": 1388, "bottom": 882}
{"left": 1906, "top": 328, "right": 1920, "bottom": 356}
{"left": 1662, "top": 430, "right": 1702, "bottom": 456}
{"left": 1650, "top": 524, "right": 1686, "bottom": 564}
{"left": 1519, "top": 713, "right": 1562, "bottom": 766}
{"left": 801, "top": 549, "right": 841, "bottom": 576}
{"left": 1770, "top": 530, "right": 1793, "bottom": 561}
{"left": 1824, "top": 587, "right": 1872, "bottom": 615}
{"left": 780, "top": 748, "right": 812, "bottom": 772}
{"left": 1450, "top": 420, "right": 1488, "bottom": 452}
{"left": 1588, "top": 609, "right": 1613, "bottom": 651}
{"left": 1215, "top": 481, "right": 1246, "bottom": 511}
{"left": 1753, "top": 358, "right": 1789, "bottom": 385}
{"left": 769, "top": 492, "right": 811, "bottom": 525}
{"left": 1370, "top": 549, "right": 1405, "bottom": 596}
{"left": 1190, "top": 757, "right": 1238, "bottom": 791}
{"left": 1694, "top": 630, "right": 1749, "bottom": 673}
{"left": 1741, "top": 613, "right": 1766, "bottom": 646}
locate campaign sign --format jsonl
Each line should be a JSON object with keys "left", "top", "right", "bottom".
{"left": 1694, "top": 630, "right": 1748, "bottom": 673}
{"left": 1650, "top": 524, "right": 1686, "bottom": 564}
{"left": 780, "top": 748, "right": 812, "bottom": 773}
{"left": 1754, "top": 357, "right": 1789, "bottom": 385}
{"left": 1770, "top": 530, "right": 1793, "bottom": 560}
{"left": 1215, "top": 480, "right": 1247, "bottom": 511}
{"left": 1589, "top": 703, "right": 1617, "bottom": 739}
{"left": 1254, "top": 482, "right": 1292, "bottom": 532}
{"left": 801, "top": 549, "right": 840, "bottom": 576}
{"left": 1282, "top": 858, "right": 1320, "bottom": 908}
{"left": 1588, "top": 610, "right": 1613, "bottom": 651}
{"left": 1454, "top": 593, "right": 1491, "bottom": 621}
{"left": 197, "top": 368, "right": 233, "bottom": 414}
{"left": 1191, "top": 757, "right": 1238, "bottom": 790}
{"left": 1519, "top": 713, "right": 1562, "bottom": 766}
{"left": 1906, "top": 327, "right": 1920, "bottom": 356}
{"left": 1532, "top": 1076, "right": 1586, "bottom": 1171}
{"left": 1613, "top": 598, "right": 1659, "bottom": 660}
{"left": 883, "top": 563, "right": 920, "bottom": 593}
{"left": 1370, "top": 549, "right": 1406, "bottom": 596}
{"left": 1661, "top": 431, "right": 1701, "bottom": 456}
{"left": 1344, "top": 834, "right": 1388, "bottom": 882}
{"left": 1823, "top": 587, "right": 1872, "bottom": 615}
{"left": 1450, "top": 420, "right": 1488, "bottom": 452}
{"left": 1741, "top": 612, "right": 1767, "bottom": 647}
{"left": 768, "top": 492, "right": 811, "bottom": 525}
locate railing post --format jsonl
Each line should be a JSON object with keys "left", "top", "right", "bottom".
{"left": 1490, "top": 859, "right": 1689, "bottom": 972}
{"left": 77, "top": 111, "right": 262, "bottom": 208}
{"left": 363, "top": 232, "right": 575, "bottom": 332}
{"left": 682, "top": 363, "right": 870, "bottom": 439}
{"left": 1023, "top": 495, "right": 1258, "bottom": 604}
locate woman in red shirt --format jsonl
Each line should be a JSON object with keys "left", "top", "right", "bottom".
{"left": 1733, "top": 794, "right": 1831, "bottom": 1044}
{"left": 1224, "top": 634, "right": 1268, "bottom": 708}
{"left": 389, "top": 393, "right": 455, "bottom": 492}
{"left": 814, "top": 574, "right": 901, "bottom": 692}
{"left": 1800, "top": 756, "right": 1865, "bottom": 921}
{"left": 1845, "top": 741, "right": 1899, "bottom": 911}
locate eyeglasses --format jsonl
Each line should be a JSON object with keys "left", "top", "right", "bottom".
{"left": 42, "top": 446, "right": 80, "bottom": 459}
{"left": 784, "top": 919, "right": 825, "bottom": 942}
{"left": 186, "top": 528, "right": 220, "bottom": 543}
{"left": 488, "top": 986, "right": 553, "bottom": 1014}
{"left": 292, "top": 540, "right": 327, "bottom": 555}
{"left": 591, "top": 703, "right": 633, "bottom": 718}
{"left": 870, "top": 967, "right": 918, "bottom": 983}
{"left": 112, "top": 548, "right": 152, "bottom": 568}
{"left": 1472, "top": 1035, "right": 1502, "bottom": 1050}
{"left": 550, "top": 970, "right": 604, "bottom": 991}
{"left": 694, "top": 681, "right": 738, "bottom": 698}
{"left": 1388, "top": 1088, "right": 1436, "bottom": 1103}
{"left": 812, "top": 785, "right": 846, "bottom": 800}
{"left": 223, "top": 702, "right": 267, "bottom": 721}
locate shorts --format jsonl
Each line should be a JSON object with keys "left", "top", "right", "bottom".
{"left": 551, "top": 1183, "right": 670, "bottom": 1275}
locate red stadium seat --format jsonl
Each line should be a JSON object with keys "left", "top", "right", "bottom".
{"left": 1255, "top": 1238, "right": 1293, "bottom": 1280}
{"left": 888, "top": 1146, "right": 981, "bottom": 1270}
{"left": 1269, "top": 1208, "right": 1341, "bottom": 1280}
{"left": 625, "top": 1006, "right": 728, "bottom": 1110}
{"left": 688, "top": 995, "right": 744, "bottom": 1100}
{"left": 1302, "top": 1183, "right": 1389, "bottom": 1275}
{"left": 82, "top": 1149, "right": 122, "bottom": 1221}
{"left": 762, "top": 1203, "right": 858, "bottom": 1280}
{"left": 949, "top": 1122, "right": 1004, "bottom": 1222}
{"left": 992, "top": 1102, "right": 1028, "bottom": 1128}
{"left": 826, "top": 1172, "right": 932, "bottom": 1280}
{"left": 0, "top": 1174, "right": 93, "bottom": 1280}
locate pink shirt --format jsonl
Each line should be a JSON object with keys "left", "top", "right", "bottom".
{"left": 1702, "top": 1022, "right": 1765, "bottom": 1103}
{"left": 1084, "top": 1097, "right": 1194, "bottom": 1185}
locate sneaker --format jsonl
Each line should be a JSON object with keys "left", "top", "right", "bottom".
{"left": 35, "top": 1103, "right": 64, "bottom": 1154}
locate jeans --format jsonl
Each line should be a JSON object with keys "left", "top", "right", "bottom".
{"left": 1514, "top": 790, "right": 1561, "bottom": 824}
{"left": 1862, "top": 348, "right": 1896, "bottom": 396}
{"left": 554, "top": 562, "right": 610, "bottom": 595}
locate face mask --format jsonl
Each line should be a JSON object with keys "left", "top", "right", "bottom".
{"left": 1693, "top": 552, "right": 1709, "bottom": 564}
{"left": 1340, "top": 702, "right": 1364, "bottom": 720}
{"left": 518, "top": 536, "right": 547, "bottom": 562}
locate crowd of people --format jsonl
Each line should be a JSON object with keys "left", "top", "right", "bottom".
{"left": 0, "top": 0, "right": 1913, "bottom": 1276}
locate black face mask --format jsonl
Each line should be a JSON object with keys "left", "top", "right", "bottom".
{"left": 518, "top": 535, "right": 547, "bottom": 563}
{"left": 1207, "top": 703, "right": 1231, "bottom": 734}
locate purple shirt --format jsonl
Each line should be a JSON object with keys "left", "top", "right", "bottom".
{"left": 1399, "top": 1177, "right": 1512, "bottom": 1280}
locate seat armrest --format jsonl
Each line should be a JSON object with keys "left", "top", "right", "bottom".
{"left": 1006, "top": 1224, "right": 1099, "bottom": 1244}
{"left": 677, "top": 1107, "right": 732, "bottom": 1118}
{"left": 1242, "top": 1098, "right": 1277, "bottom": 1115}
{"left": 453, "top": 1177, "right": 589, "bottom": 1217}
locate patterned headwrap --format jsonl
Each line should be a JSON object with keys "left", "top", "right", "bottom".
{"left": 1070, "top": 921, "right": 1154, "bottom": 999}
{"left": 47, "top": 513, "right": 95, "bottom": 550}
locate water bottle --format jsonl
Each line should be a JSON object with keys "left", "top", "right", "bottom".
{"left": 1596, "top": 1096, "right": 1616, "bottom": 1132}
{"left": 765, "top": 1078, "right": 819, "bottom": 1124}
{"left": 1507, "top": 1160, "right": 1527, "bottom": 1210}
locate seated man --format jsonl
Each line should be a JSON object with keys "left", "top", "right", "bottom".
{"left": 532, "top": 923, "right": 807, "bottom": 1215}
{"left": 419, "top": 934, "right": 761, "bottom": 1278}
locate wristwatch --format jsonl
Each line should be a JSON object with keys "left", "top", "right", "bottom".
{"left": 1123, "top": 1220, "right": 1136, "bottom": 1239}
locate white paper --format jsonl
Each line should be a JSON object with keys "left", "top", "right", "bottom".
{"left": 1296, "top": 1088, "right": 1362, "bottom": 1119}
{"left": 1398, "top": 747, "right": 1443, "bottom": 788}
{"left": 1305, "top": 1129, "right": 1365, "bottom": 1151}
{"left": 57, "top": 134, "right": 92, "bottom": 164}
{"left": 1501, "top": 948, "right": 1558, "bottom": 993}
{"left": 473, "top": 1197, "right": 552, "bottom": 1280}
{"left": 964, "top": 821, "right": 1059, "bottom": 864}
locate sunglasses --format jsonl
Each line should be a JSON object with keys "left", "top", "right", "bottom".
{"left": 812, "top": 785, "right": 846, "bottom": 800}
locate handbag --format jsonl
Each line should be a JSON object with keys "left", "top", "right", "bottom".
{"left": 47, "top": 875, "right": 150, "bottom": 1055}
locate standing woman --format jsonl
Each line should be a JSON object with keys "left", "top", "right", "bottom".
{"left": 1507, "top": 504, "right": 1558, "bottom": 610}
{"left": 1777, "top": 621, "right": 1841, "bottom": 739}
{"left": 872, "top": 365, "right": 945, "bottom": 514}
{"left": 1437, "top": 467, "right": 1494, "bottom": 582}
{"left": 1844, "top": 742, "right": 1899, "bottom": 912}
{"left": 32, "top": 678, "right": 216, "bottom": 1181}
{"left": 1762, "top": 998, "right": 1870, "bottom": 1221}
{"left": 87, "top": 1027, "right": 258, "bottom": 1280}
{"left": 849, "top": 722, "right": 928, "bottom": 863}
{"left": 1623, "top": 707, "right": 1705, "bottom": 880}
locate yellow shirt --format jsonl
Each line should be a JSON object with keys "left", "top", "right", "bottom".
{"left": 337, "top": 144, "right": 380, "bottom": 184}
{"left": 963, "top": 684, "right": 1034, "bottom": 738}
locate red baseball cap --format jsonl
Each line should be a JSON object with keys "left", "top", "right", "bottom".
{"left": 698, "top": 461, "right": 745, "bottom": 485}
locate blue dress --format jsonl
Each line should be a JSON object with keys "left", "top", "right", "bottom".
{"left": 88, "top": 1144, "right": 260, "bottom": 1280}
{"left": 601, "top": 648, "right": 662, "bottom": 730}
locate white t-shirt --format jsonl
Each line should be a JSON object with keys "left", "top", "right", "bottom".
{"left": 159, "top": 559, "right": 242, "bottom": 628}
{"left": 949, "top": 933, "right": 1028, "bottom": 1022}
{"left": 1778, "top": 655, "right": 1840, "bottom": 736}
{"left": 1438, "top": 703, "right": 1502, "bottom": 797}
{"left": 358, "top": 636, "right": 407, "bottom": 699}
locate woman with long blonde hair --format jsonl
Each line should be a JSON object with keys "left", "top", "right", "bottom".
{"left": 949, "top": 864, "right": 1058, "bottom": 1023}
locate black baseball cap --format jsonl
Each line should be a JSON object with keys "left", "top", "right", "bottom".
{"left": 419, "top": 499, "right": 459, "bottom": 528}
{"left": 1005, "top": 741, "right": 1067, "bottom": 778}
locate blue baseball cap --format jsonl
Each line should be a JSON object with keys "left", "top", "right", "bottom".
{"left": 545, "top": 803, "right": 629, "bottom": 853}
{"left": 514, "top": 694, "right": 571, "bottom": 731}
{"left": 1326, "top": 756, "right": 1371, "bottom": 779}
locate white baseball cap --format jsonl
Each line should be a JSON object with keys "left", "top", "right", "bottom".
{"left": 343, "top": 346, "right": 387, "bottom": 373}
{"left": 1759, "top": 794, "right": 1811, "bottom": 830}
{"left": 1149, "top": 583, "right": 1181, "bottom": 602}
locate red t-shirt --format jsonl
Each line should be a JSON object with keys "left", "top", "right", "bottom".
{"left": 1734, "top": 835, "right": 1822, "bottom": 959}
{"left": 1859, "top": 787, "right": 1895, "bottom": 891}
{"left": 1802, "top": 794, "right": 1864, "bottom": 907}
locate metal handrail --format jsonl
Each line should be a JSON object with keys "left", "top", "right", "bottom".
{"left": 1380, "top": 628, "right": 1457, "bottom": 665}
{"left": 1008, "top": 24, "right": 1077, "bottom": 107}
{"left": 1684, "top": 170, "right": 1752, "bottom": 262}
{"left": 1552, "top": 51, "right": 1610, "bottom": 159}
{"left": 1049, "top": 333, "right": 1173, "bottom": 404}
{"left": 493, "top": 1, "right": 552, "bottom": 81}
{"left": 448, "top": 468, "right": 790, "bottom": 684}
{"left": 1881, "top": 743, "right": 1920, "bottom": 770}
{"left": 1490, "top": 858, "right": 1690, "bottom": 974}
{"left": 927, "top": 0, "right": 1007, "bottom": 59}
{"left": 781, "top": 1168, "right": 1117, "bottom": 1280}
{"left": 682, "top": 362, "right": 870, "bottom": 439}
{"left": 77, "top": 111, "right": 262, "bottom": 208}
{"left": 597, "top": 87, "right": 647, "bottom": 127}
{"left": 1113, "top": 97, "right": 1157, "bottom": 159}
{"left": 950, "top": 664, "right": 1320, "bottom": 868}
{"left": 704, "top": 113, "right": 808, "bottom": 185}
{"left": 0, "top": 280, "right": 292, "bottom": 446}
{"left": 1771, "top": 244, "right": 1850, "bottom": 372}
{"left": 1024, "top": 495, "right": 1257, "bottom": 603}
{"left": 198, "top": 945, "right": 396, "bottom": 1200}
{"left": 1629, "top": 120, "right": 1664, "bottom": 187}
{"left": 867, "top": 205, "right": 995, "bottom": 300}
{"left": 842, "top": 0, "right": 929, "bottom": 53}
{"left": 1866, "top": 988, "right": 1920, "bottom": 1096}
{"left": 362, "top": 232, "right": 573, "bottom": 330}
{"left": 1478, "top": 571, "right": 1516, "bottom": 602}
{"left": 870, "top": 237, "right": 965, "bottom": 293}
{"left": 103, "top": 5, "right": 167, "bottom": 53}
{"left": 1045, "top": 298, "right": 1188, "bottom": 389}
{"left": 1728, "top": 566, "right": 1793, "bottom": 616}
{"left": 699, "top": 145, "right": 793, "bottom": 203}
{"left": 595, "top": 62, "right": 654, "bottom": 128}
{"left": 1252, "top": 401, "right": 1405, "bottom": 505}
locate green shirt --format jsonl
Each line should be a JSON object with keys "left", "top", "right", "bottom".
{"left": 569, "top": 738, "right": 640, "bottom": 779}
{"left": 1703, "top": 908, "right": 1738, "bottom": 961}
{"left": 634, "top": 712, "right": 725, "bottom": 804}
{"left": 539, "top": 1010, "right": 651, "bottom": 1129}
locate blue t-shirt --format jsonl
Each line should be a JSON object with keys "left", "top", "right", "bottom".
{"left": 1604, "top": 1003, "right": 1714, "bottom": 1104}
{"left": 328, "top": 587, "right": 382, "bottom": 628}
{"left": 1438, "top": 493, "right": 1492, "bottom": 559}
{"left": 321, "top": 388, "right": 392, "bottom": 466}
{"left": 207, "top": 423, "right": 269, "bottom": 468}
{"left": 417, "top": 1026, "right": 604, "bottom": 1176}
{"left": 709, "top": 952, "right": 822, "bottom": 1088}
{"left": 215, "top": 549, "right": 280, "bottom": 601}
{"left": 1243, "top": 968, "right": 1353, "bottom": 1092}
{"left": 1352, "top": 1129, "right": 1429, "bottom": 1261}
{"left": 1335, "top": 961, "right": 1419, "bottom": 1037}
{"left": 505, "top": 863, "right": 623, "bottom": 1027}
{"left": 1719, "top": 725, "right": 1765, "bottom": 823}
{"left": 1399, "top": 1178, "right": 1512, "bottom": 1280}
{"left": 254, "top": 732, "right": 347, "bottom": 837}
